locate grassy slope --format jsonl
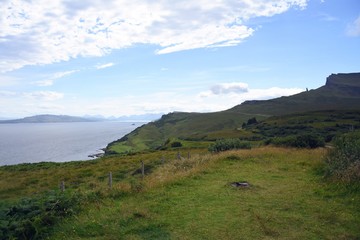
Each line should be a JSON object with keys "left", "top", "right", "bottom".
{"left": 108, "top": 73, "right": 360, "bottom": 154}
{"left": 1, "top": 147, "right": 359, "bottom": 239}
{"left": 107, "top": 111, "right": 268, "bottom": 153}
{"left": 40, "top": 147, "right": 359, "bottom": 239}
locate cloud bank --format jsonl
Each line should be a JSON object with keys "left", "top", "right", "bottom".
{"left": 0, "top": 0, "right": 307, "bottom": 72}
{"left": 0, "top": 82, "right": 303, "bottom": 118}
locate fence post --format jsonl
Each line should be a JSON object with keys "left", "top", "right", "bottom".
{"left": 177, "top": 151, "right": 181, "bottom": 160}
{"left": 161, "top": 156, "right": 165, "bottom": 164}
{"left": 60, "top": 181, "right": 65, "bottom": 192}
{"left": 108, "top": 172, "right": 113, "bottom": 189}
{"left": 141, "top": 161, "right": 145, "bottom": 178}
{"left": 188, "top": 152, "right": 190, "bottom": 159}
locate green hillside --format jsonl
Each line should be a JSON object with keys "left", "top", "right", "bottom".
{"left": 107, "top": 73, "right": 360, "bottom": 154}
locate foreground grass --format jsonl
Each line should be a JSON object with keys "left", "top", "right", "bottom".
{"left": 41, "top": 147, "right": 360, "bottom": 239}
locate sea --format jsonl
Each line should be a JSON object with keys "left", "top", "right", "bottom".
{"left": 0, "top": 122, "right": 142, "bottom": 166}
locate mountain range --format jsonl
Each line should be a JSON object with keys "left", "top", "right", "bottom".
{"left": 0, "top": 115, "right": 96, "bottom": 123}
{"left": 0, "top": 113, "right": 163, "bottom": 124}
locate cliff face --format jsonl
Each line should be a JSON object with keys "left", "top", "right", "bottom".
{"left": 325, "top": 73, "right": 360, "bottom": 97}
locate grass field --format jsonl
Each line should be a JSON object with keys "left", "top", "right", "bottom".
{"left": 2, "top": 147, "right": 358, "bottom": 239}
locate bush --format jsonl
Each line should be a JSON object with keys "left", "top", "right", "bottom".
{"left": 208, "top": 139, "right": 251, "bottom": 153}
{"left": 171, "top": 141, "right": 182, "bottom": 148}
{"left": 269, "top": 134, "right": 324, "bottom": 148}
{"left": 324, "top": 131, "right": 360, "bottom": 182}
{"left": 247, "top": 117, "right": 258, "bottom": 125}
{"left": 0, "top": 190, "right": 82, "bottom": 240}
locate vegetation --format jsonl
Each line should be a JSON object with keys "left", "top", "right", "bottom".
{"left": 2, "top": 73, "right": 360, "bottom": 238}
{"left": 324, "top": 131, "right": 360, "bottom": 182}
{"left": 267, "top": 134, "right": 325, "bottom": 148}
{"left": 1, "top": 146, "right": 360, "bottom": 239}
{"left": 170, "top": 141, "right": 182, "bottom": 148}
{"left": 0, "top": 190, "right": 81, "bottom": 240}
{"left": 208, "top": 138, "right": 251, "bottom": 152}
{"left": 107, "top": 110, "right": 360, "bottom": 155}
{"left": 106, "top": 111, "right": 268, "bottom": 154}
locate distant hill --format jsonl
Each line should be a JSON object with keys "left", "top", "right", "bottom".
{"left": 106, "top": 73, "right": 360, "bottom": 154}
{"left": 0, "top": 114, "right": 97, "bottom": 123}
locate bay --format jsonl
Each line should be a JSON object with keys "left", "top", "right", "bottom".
{"left": 0, "top": 122, "right": 141, "bottom": 166}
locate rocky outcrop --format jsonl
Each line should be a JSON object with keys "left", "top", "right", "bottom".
{"left": 325, "top": 73, "right": 360, "bottom": 97}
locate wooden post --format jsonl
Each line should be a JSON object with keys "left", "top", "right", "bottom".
{"left": 60, "top": 181, "right": 65, "bottom": 192}
{"left": 188, "top": 152, "right": 190, "bottom": 159}
{"left": 141, "top": 161, "right": 145, "bottom": 178}
{"left": 177, "top": 151, "right": 181, "bottom": 160}
{"left": 161, "top": 156, "right": 165, "bottom": 164}
{"left": 108, "top": 172, "right": 113, "bottom": 189}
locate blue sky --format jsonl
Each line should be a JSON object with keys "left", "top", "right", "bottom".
{"left": 0, "top": 0, "right": 359, "bottom": 118}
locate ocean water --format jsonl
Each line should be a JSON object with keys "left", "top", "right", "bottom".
{"left": 0, "top": 122, "right": 141, "bottom": 166}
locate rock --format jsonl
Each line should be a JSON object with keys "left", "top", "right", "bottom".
{"left": 230, "top": 181, "right": 250, "bottom": 188}
{"left": 88, "top": 152, "right": 104, "bottom": 158}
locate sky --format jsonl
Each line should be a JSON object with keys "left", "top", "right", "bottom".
{"left": 0, "top": 0, "right": 359, "bottom": 118}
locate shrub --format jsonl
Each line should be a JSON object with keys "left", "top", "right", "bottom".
{"left": 171, "top": 141, "right": 182, "bottom": 148}
{"left": 269, "top": 134, "right": 324, "bottom": 148}
{"left": 324, "top": 131, "right": 360, "bottom": 182}
{"left": 208, "top": 139, "right": 251, "bottom": 153}
{"left": 0, "top": 190, "right": 82, "bottom": 240}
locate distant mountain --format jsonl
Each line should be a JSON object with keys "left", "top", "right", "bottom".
{"left": 0, "top": 114, "right": 98, "bottom": 123}
{"left": 106, "top": 73, "right": 360, "bottom": 154}
{"left": 0, "top": 113, "right": 164, "bottom": 124}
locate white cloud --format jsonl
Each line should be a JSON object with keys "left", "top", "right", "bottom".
{"left": 0, "top": 90, "right": 65, "bottom": 117}
{"left": 346, "top": 16, "right": 360, "bottom": 37}
{"left": 210, "top": 82, "right": 249, "bottom": 95}
{"left": 33, "top": 70, "right": 78, "bottom": 86}
{"left": 34, "top": 79, "right": 54, "bottom": 87}
{"left": 199, "top": 82, "right": 303, "bottom": 110}
{"left": 96, "top": 62, "right": 115, "bottom": 69}
{"left": 23, "top": 91, "right": 64, "bottom": 101}
{"left": 53, "top": 70, "right": 78, "bottom": 79}
{"left": 0, "top": 0, "right": 307, "bottom": 72}
{"left": 0, "top": 90, "right": 63, "bottom": 101}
